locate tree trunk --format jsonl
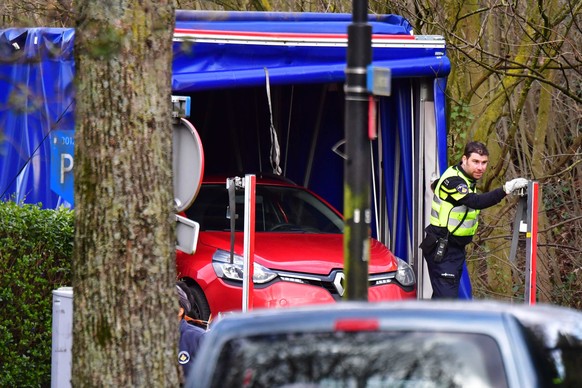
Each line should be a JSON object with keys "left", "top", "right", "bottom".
{"left": 72, "top": 1, "right": 178, "bottom": 386}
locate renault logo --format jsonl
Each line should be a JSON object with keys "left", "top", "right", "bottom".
{"left": 333, "top": 272, "right": 345, "bottom": 296}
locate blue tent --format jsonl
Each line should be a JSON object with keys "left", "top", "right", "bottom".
{"left": 0, "top": 11, "right": 470, "bottom": 298}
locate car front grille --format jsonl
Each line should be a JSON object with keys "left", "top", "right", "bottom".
{"left": 276, "top": 269, "right": 397, "bottom": 300}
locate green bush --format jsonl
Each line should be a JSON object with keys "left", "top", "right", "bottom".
{"left": 0, "top": 201, "right": 73, "bottom": 387}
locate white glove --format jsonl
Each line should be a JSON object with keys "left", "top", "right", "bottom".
{"left": 503, "top": 178, "right": 529, "bottom": 194}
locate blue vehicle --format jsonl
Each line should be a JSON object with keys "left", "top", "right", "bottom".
{"left": 188, "top": 300, "right": 582, "bottom": 387}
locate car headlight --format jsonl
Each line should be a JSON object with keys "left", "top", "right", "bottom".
{"left": 395, "top": 257, "right": 416, "bottom": 287}
{"left": 212, "top": 249, "right": 277, "bottom": 284}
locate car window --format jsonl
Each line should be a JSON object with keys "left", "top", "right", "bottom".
{"left": 518, "top": 320, "right": 582, "bottom": 386}
{"left": 210, "top": 331, "right": 508, "bottom": 388}
{"left": 257, "top": 186, "right": 342, "bottom": 233}
{"left": 185, "top": 184, "right": 343, "bottom": 233}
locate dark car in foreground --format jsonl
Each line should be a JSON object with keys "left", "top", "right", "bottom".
{"left": 177, "top": 176, "right": 416, "bottom": 321}
{"left": 187, "top": 300, "right": 582, "bottom": 388}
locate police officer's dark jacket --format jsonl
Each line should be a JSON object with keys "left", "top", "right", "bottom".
{"left": 179, "top": 319, "right": 206, "bottom": 378}
{"left": 427, "top": 163, "right": 506, "bottom": 247}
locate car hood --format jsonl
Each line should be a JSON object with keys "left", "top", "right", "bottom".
{"left": 198, "top": 232, "right": 399, "bottom": 275}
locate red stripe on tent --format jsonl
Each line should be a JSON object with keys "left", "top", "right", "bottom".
{"left": 174, "top": 28, "right": 416, "bottom": 41}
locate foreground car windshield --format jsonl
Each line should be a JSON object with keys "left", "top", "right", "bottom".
{"left": 210, "top": 330, "right": 508, "bottom": 388}
{"left": 186, "top": 184, "right": 344, "bottom": 233}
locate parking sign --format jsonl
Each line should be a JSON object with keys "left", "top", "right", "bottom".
{"left": 50, "top": 130, "right": 75, "bottom": 205}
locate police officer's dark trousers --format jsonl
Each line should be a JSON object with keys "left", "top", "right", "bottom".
{"left": 424, "top": 242, "right": 466, "bottom": 299}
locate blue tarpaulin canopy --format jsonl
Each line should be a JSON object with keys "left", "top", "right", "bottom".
{"left": 0, "top": 28, "right": 75, "bottom": 208}
{"left": 172, "top": 11, "right": 449, "bottom": 91}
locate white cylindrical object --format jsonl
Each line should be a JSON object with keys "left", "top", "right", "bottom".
{"left": 51, "top": 286, "right": 73, "bottom": 388}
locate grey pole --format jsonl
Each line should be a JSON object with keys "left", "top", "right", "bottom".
{"left": 344, "top": 0, "right": 371, "bottom": 301}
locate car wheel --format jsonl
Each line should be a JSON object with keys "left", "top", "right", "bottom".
{"left": 185, "top": 281, "right": 211, "bottom": 321}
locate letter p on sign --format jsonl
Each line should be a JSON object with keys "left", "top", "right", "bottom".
{"left": 50, "top": 130, "right": 75, "bottom": 205}
{"left": 60, "top": 154, "right": 73, "bottom": 184}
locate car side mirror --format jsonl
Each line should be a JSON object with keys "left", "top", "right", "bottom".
{"left": 176, "top": 214, "right": 199, "bottom": 254}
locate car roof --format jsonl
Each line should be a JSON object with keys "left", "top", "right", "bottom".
{"left": 206, "top": 300, "right": 582, "bottom": 348}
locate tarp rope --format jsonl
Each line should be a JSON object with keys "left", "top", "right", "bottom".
{"left": 264, "top": 68, "right": 282, "bottom": 175}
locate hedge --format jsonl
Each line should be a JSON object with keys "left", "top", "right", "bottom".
{"left": 0, "top": 201, "right": 73, "bottom": 387}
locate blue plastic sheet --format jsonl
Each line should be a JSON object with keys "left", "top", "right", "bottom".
{"left": 0, "top": 28, "right": 75, "bottom": 208}
{"left": 1, "top": 11, "right": 450, "bottom": 208}
{"left": 172, "top": 11, "right": 449, "bottom": 91}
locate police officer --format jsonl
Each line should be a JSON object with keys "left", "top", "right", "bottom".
{"left": 421, "top": 141, "right": 528, "bottom": 299}
{"left": 177, "top": 282, "right": 206, "bottom": 378}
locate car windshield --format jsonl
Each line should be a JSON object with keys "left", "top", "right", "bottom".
{"left": 185, "top": 183, "right": 344, "bottom": 233}
{"left": 210, "top": 330, "right": 508, "bottom": 388}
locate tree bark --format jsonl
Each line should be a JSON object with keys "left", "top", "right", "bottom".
{"left": 72, "top": 1, "right": 178, "bottom": 386}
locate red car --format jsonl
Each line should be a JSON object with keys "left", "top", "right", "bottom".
{"left": 177, "top": 176, "right": 416, "bottom": 321}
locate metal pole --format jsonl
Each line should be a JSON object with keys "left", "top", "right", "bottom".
{"left": 242, "top": 174, "right": 256, "bottom": 312}
{"left": 524, "top": 181, "right": 539, "bottom": 305}
{"left": 344, "top": 0, "right": 371, "bottom": 301}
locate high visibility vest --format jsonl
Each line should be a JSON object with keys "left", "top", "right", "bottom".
{"left": 430, "top": 165, "right": 479, "bottom": 236}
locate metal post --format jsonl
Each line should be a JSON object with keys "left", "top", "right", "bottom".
{"left": 51, "top": 287, "right": 73, "bottom": 388}
{"left": 242, "top": 174, "right": 256, "bottom": 311}
{"left": 524, "top": 181, "right": 539, "bottom": 305}
{"left": 508, "top": 181, "right": 539, "bottom": 305}
{"left": 344, "top": 0, "right": 372, "bottom": 301}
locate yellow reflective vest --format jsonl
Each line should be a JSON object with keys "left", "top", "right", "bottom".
{"left": 430, "top": 165, "right": 479, "bottom": 236}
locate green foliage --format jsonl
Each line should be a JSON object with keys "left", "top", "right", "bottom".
{"left": 448, "top": 103, "right": 473, "bottom": 161}
{"left": 0, "top": 201, "right": 73, "bottom": 387}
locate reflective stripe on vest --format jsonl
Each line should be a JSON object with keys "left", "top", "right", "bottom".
{"left": 429, "top": 166, "right": 480, "bottom": 236}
